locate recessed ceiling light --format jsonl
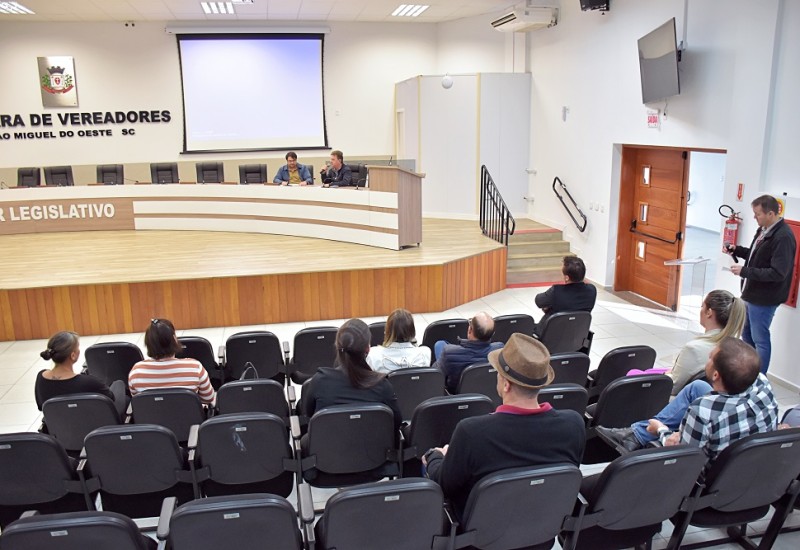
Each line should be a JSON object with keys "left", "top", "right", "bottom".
{"left": 0, "top": 1, "right": 35, "bottom": 14}
{"left": 201, "top": 2, "right": 235, "bottom": 15}
{"left": 391, "top": 4, "right": 429, "bottom": 18}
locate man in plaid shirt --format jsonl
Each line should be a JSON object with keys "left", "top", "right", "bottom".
{"left": 599, "top": 337, "right": 778, "bottom": 460}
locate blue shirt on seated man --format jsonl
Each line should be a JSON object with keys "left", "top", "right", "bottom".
{"left": 273, "top": 151, "right": 313, "bottom": 186}
{"left": 320, "top": 149, "right": 353, "bottom": 187}
{"left": 433, "top": 311, "right": 503, "bottom": 393}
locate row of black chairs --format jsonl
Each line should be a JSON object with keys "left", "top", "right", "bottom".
{"left": 82, "top": 311, "right": 596, "bottom": 391}
{"left": 3, "top": 426, "right": 800, "bottom": 550}
{"left": 16, "top": 162, "right": 372, "bottom": 187}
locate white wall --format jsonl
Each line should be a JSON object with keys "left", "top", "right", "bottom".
{"left": 435, "top": 12, "right": 507, "bottom": 74}
{"left": 0, "top": 21, "right": 438, "bottom": 170}
{"left": 686, "top": 152, "right": 726, "bottom": 232}
{"left": 526, "top": 0, "right": 800, "bottom": 387}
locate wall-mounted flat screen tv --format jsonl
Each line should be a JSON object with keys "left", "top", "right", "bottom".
{"left": 638, "top": 18, "right": 681, "bottom": 104}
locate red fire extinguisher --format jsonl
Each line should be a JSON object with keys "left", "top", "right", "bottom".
{"left": 719, "top": 204, "right": 741, "bottom": 253}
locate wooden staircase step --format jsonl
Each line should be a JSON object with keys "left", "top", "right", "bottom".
{"left": 506, "top": 266, "right": 565, "bottom": 285}
{"left": 508, "top": 240, "right": 571, "bottom": 255}
{"left": 507, "top": 251, "right": 575, "bottom": 269}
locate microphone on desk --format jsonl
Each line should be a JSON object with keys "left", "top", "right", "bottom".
{"left": 0, "top": 181, "right": 8, "bottom": 189}
{"left": 388, "top": 156, "right": 393, "bottom": 166}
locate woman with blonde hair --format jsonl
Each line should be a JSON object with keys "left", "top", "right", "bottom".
{"left": 366, "top": 308, "right": 431, "bottom": 373}
{"left": 668, "top": 289, "right": 746, "bottom": 395}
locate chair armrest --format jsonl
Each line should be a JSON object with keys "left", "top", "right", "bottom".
{"left": 187, "top": 424, "right": 200, "bottom": 449}
{"left": 290, "top": 415, "right": 302, "bottom": 441}
{"left": 298, "top": 482, "right": 316, "bottom": 549}
{"left": 287, "top": 385, "right": 297, "bottom": 409}
{"left": 282, "top": 340, "right": 291, "bottom": 363}
{"left": 217, "top": 345, "right": 225, "bottom": 366}
{"left": 156, "top": 497, "right": 177, "bottom": 541}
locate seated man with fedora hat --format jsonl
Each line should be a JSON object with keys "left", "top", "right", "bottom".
{"left": 423, "top": 333, "right": 585, "bottom": 518}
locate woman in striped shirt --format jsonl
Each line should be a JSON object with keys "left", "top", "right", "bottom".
{"left": 128, "top": 318, "right": 216, "bottom": 404}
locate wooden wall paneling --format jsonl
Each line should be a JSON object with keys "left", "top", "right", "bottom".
{"left": 0, "top": 291, "right": 13, "bottom": 341}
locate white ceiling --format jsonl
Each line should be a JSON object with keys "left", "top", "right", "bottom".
{"left": 2, "top": 0, "right": 517, "bottom": 24}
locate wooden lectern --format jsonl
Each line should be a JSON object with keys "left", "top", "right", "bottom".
{"left": 366, "top": 165, "right": 424, "bottom": 248}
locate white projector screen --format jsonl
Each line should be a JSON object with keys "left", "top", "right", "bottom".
{"left": 177, "top": 34, "right": 327, "bottom": 153}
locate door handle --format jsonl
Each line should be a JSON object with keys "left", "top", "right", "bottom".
{"left": 630, "top": 220, "right": 682, "bottom": 245}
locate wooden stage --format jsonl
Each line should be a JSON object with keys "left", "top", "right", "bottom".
{"left": 0, "top": 219, "right": 507, "bottom": 341}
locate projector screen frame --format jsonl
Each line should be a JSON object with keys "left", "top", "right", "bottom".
{"left": 176, "top": 32, "right": 329, "bottom": 154}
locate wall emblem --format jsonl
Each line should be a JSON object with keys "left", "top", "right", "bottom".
{"left": 37, "top": 56, "right": 78, "bottom": 107}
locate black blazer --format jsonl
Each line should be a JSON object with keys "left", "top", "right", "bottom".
{"left": 733, "top": 218, "right": 796, "bottom": 306}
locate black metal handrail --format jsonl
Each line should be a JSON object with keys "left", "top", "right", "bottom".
{"left": 479, "top": 165, "right": 516, "bottom": 245}
{"left": 552, "top": 177, "right": 587, "bottom": 233}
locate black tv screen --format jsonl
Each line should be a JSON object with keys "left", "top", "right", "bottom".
{"left": 638, "top": 18, "right": 680, "bottom": 104}
{"left": 580, "top": 0, "right": 609, "bottom": 11}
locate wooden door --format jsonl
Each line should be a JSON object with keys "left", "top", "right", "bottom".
{"left": 615, "top": 147, "right": 688, "bottom": 310}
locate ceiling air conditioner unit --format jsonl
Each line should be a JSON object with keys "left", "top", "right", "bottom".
{"left": 491, "top": 7, "right": 558, "bottom": 32}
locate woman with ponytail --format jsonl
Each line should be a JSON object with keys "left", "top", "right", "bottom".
{"left": 34, "top": 331, "right": 127, "bottom": 418}
{"left": 668, "top": 289, "right": 746, "bottom": 395}
{"left": 300, "top": 318, "right": 402, "bottom": 428}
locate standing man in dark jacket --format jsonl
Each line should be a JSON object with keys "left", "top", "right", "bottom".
{"left": 727, "top": 194, "right": 796, "bottom": 373}
{"left": 534, "top": 256, "right": 596, "bottom": 336}
{"left": 424, "top": 333, "right": 585, "bottom": 518}
{"left": 433, "top": 312, "right": 503, "bottom": 393}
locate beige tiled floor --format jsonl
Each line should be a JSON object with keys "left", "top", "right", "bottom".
{"left": 2, "top": 284, "right": 799, "bottom": 548}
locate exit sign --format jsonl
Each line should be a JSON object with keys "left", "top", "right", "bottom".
{"left": 647, "top": 109, "right": 660, "bottom": 128}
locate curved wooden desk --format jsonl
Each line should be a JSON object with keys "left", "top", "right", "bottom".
{"left": 0, "top": 166, "right": 423, "bottom": 250}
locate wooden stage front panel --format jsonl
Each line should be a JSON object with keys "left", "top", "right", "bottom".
{"left": 0, "top": 220, "right": 506, "bottom": 341}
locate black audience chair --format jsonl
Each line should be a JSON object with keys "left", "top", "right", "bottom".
{"left": 550, "top": 352, "right": 591, "bottom": 386}
{"left": 400, "top": 394, "right": 494, "bottom": 476}
{"left": 42, "top": 393, "right": 123, "bottom": 454}
{"left": 297, "top": 403, "right": 399, "bottom": 488}
{"left": 421, "top": 318, "right": 469, "bottom": 359}
{"left": 450, "top": 464, "right": 582, "bottom": 550}
{"left": 192, "top": 412, "right": 295, "bottom": 498}
{"left": 585, "top": 374, "right": 673, "bottom": 431}
{"left": 587, "top": 345, "right": 657, "bottom": 401}
{"left": 455, "top": 362, "right": 500, "bottom": 406}
{"left": 562, "top": 445, "right": 706, "bottom": 550}
{"left": 82, "top": 424, "right": 197, "bottom": 518}
{"left": 221, "top": 331, "right": 286, "bottom": 383}
{"left": 97, "top": 163, "right": 124, "bottom": 184}
{"left": 289, "top": 326, "right": 338, "bottom": 384}
{"left": 0, "top": 510, "right": 157, "bottom": 550}
{"left": 17, "top": 167, "right": 41, "bottom": 187}
{"left": 314, "top": 478, "right": 449, "bottom": 550}
{"left": 157, "top": 494, "right": 303, "bottom": 550}
{"left": 667, "top": 428, "right": 800, "bottom": 550}
{"left": 150, "top": 162, "right": 179, "bottom": 183}
{"left": 538, "top": 384, "right": 589, "bottom": 416}
{"left": 535, "top": 311, "right": 592, "bottom": 355}
{"left": 216, "top": 378, "right": 289, "bottom": 420}
{"left": 195, "top": 161, "right": 224, "bottom": 183}
{"left": 387, "top": 367, "right": 445, "bottom": 422}
{"left": 369, "top": 320, "right": 386, "bottom": 347}
{"left": 44, "top": 165, "right": 74, "bottom": 186}
{"left": 0, "top": 433, "right": 93, "bottom": 529}
{"left": 491, "top": 313, "right": 536, "bottom": 344}
{"left": 84, "top": 341, "right": 143, "bottom": 387}
{"left": 131, "top": 388, "right": 206, "bottom": 444}
{"left": 177, "top": 336, "right": 223, "bottom": 388}
{"left": 238, "top": 163, "right": 267, "bottom": 184}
